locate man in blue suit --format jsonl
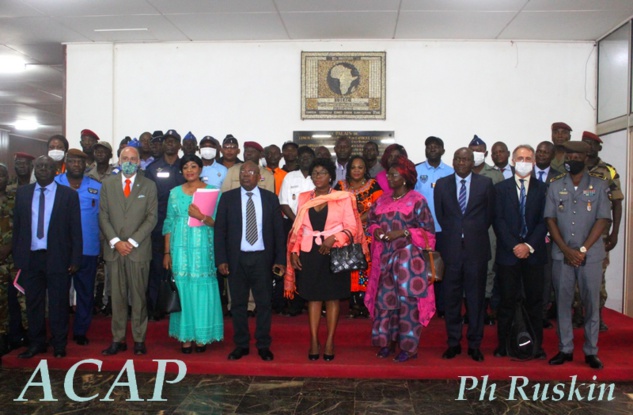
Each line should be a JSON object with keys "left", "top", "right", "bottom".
{"left": 13, "top": 156, "right": 82, "bottom": 358}
{"left": 493, "top": 145, "right": 548, "bottom": 359}
{"left": 215, "top": 161, "right": 286, "bottom": 362}
{"left": 434, "top": 148, "right": 495, "bottom": 362}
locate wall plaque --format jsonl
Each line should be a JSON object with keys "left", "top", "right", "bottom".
{"left": 301, "top": 52, "right": 386, "bottom": 120}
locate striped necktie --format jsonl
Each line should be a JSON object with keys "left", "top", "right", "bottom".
{"left": 245, "top": 192, "right": 258, "bottom": 245}
{"left": 458, "top": 179, "right": 467, "bottom": 214}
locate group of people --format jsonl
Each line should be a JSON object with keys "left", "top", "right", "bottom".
{"left": 0, "top": 122, "right": 621, "bottom": 369}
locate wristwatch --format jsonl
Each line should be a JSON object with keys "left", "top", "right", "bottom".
{"left": 579, "top": 246, "right": 587, "bottom": 253}
{"left": 403, "top": 229, "right": 411, "bottom": 238}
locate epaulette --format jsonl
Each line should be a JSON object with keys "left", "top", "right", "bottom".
{"left": 589, "top": 171, "right": 608, "bottom": 180}
{"left": 550, "top": 173, "right": 566, "bottom": 182}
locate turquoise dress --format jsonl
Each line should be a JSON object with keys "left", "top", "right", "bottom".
{"left": 163, "top": 185, "right": 223, "bottom": 344}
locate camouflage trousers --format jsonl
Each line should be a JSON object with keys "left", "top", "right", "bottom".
{"left": 0, "top": 268, "right": 28, "bottom": 335}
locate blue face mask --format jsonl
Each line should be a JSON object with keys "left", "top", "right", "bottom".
{"left": 120, "top": 161, "right": 139, "bottom": 176}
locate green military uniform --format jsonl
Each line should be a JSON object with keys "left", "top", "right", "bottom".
{"left": 550, "top": 154, "right": 566, "bottom": 175}
{"left": 5, "top": 177, "right": 19, "bottom": 195}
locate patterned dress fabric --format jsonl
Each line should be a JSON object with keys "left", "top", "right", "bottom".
{"left": 163, "top": 185, "right": 223, "bottom": 344}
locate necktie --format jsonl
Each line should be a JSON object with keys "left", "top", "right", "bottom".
{"left": 519, "top": 179, "right": 528, "bottom": 239}
{"left": 37, "top": 188, "right": 45, "bottom": 239}
{"left": 458, "top": 179, "right": 467, "bottom": 214}
{"left": 124, "top": 179, "right": 131, "bottom": 198}
{"left": 245, "top": 192, "right": 258, "bottom": 245}
{"left": 538, "top": 170, "right": 545, "bottom": 183}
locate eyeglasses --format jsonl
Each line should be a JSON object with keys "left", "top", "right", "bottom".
{"left": 386, "top": 172, "right": 402, "bottom": 179}
{"left": 311, "top": 171, "right": 329, "bottom": 178}
{"left": 240, "top": 170, "right": 258, "bottom": 176}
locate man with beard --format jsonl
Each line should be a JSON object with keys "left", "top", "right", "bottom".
{"left": 363, "top": 141, "right": 383, "bottom": 178}
{"left": 550, "top": 122, "right": 572, "bottom": 173}
{"left": 414, "top": 136, "right": 454, "bottom": 317}
{"left": 144, "top": 129, "right": 185, "bottom": 320}
{"left": 200, "top": 136, "right": 227, "bottom": 188}
{"left": 281, "top": 142, "right": 299, "bottom": 173}
{"left": 79, "top": 129, "right": 99, "bottom": 168}
{"left": 55, "top": 149, "right": 101, "bottom": 346}
{"left": 334, "top": 136, "right": 352, "bottom": 184}
{"left": 139, "top": 131, "right": 154, "bottom": 170}
{"left": 13, "top": 156, "right": 82, "bottom": 358}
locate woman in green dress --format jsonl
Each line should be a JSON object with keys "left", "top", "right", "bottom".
{"left": 163, "top": 155, "right": 223, "bottom": 353}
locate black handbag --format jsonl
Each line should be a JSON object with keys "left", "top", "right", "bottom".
{"left": 330, "top": 229, "right": 368, "bottom": 274}
{"left": 157, "top": 270, "right": 181, "bottom": 314}
{"left": 420, "top": 230, "right": 445, "bottom": 283}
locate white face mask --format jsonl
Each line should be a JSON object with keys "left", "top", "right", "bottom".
{"left": 473, "top": 151, "right": 486, "bottom": 167}
{"left": 514, "top": 161, "right": 533, "bottom": 177}
{"left": 48, "top": 149, "right": 65, "bottom": 161}
{"left": 200, "top": 147, "right": 217, "bottom": 160}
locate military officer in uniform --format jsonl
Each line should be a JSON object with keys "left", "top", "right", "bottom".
{"left": 545, "top": 141, "right": 611, "bottom": 369}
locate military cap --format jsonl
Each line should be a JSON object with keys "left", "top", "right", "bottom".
{"left": 93, "top": 141, "right": 113, "bottom": 153}
{"left": 80, "top": 129, "right": 100, "bottom": 141}
{"left": 126, "top": 138, "right": 141, "bottom": 148}
{"left": 562, "top": 141, "right": 590, "bottom": 154}
{"left": 425, "top": 136, "right": 444, "bottom": 147}
{"left": 200, "top": 135, "right": 219, "bottom": 146}
{"left": 244, "top": 141, "right": 264, "bottom": 153}
{"left": 582, "top": 131, "right": 602, "bottom": 143}
{"left": 223, "top": 134, "right": 239, "bottom": 146}
{"left": 183, "top": 131, "right": 197, "bottom": 143}
{"left": 66, "top": 148, "right": 88, "bottom": 159}
{"left": 164, "top": 129, "right": 181, "bottom": 141}
{"left": 14, "top": 152, "right": 35, "bottom": 160}
{"left": 551, "top": 122, "right": 572, "bottom": 131}
{"left": 469, "top": 135, "right": 486, "bottom": 147}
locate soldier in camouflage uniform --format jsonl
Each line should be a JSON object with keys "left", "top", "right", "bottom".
{"left": 568, "top": 132, "right": 623, "bottom": 331}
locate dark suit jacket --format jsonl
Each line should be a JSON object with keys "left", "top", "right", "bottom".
{"left": 493, "top": 177, "right": 548, "bottom": 266}
{"left": 12, "top": 182, "right": 83, "bottom": 273}
{"left": 532, "top": 166, "right": 563, "bottom": 185}
{"left": 99, "top": 174, "right": 158, "bottom": 262}
{"left": 433, "top": 173, "right": 495, "bottom": 263}
{"left": 214, "top": 187, "right": 286, "bottom": 275}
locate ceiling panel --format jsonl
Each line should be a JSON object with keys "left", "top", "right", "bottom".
{"left": 150, "top": 0, "right": 277, "bottom": 14}
{"left": 0, "top": 16, "right": 88, "bottom": 44}
{"left": 396, "top": 11, "right": 516, "bottom": 39}
{"left": 275, "top": 0, "right": 400, "bottom": 12}
{"left": 401, "top": 0, "right": 526, "bottom": 12}
{"left": 20, "top": 0, "right": 159, "bottom": 17}
{"left": 282, "top": 11, "right": 398, "bottom": 39}
{"left": 59, "top": 15, "right": 189, "bottom": 42}
{"left": 167, "top": 13, "right": 288, "bottom": 40}
{"left": 524, "top": 0, "right": 633, "bottom": 12}
{"left": 0, "top": 0, "right": 43, "bottom": 18}
{"left": 500, "top": 11, "right": 628, "bottom": 41}
{"left": 7, "top": 42, "right": 65, "bottom": 65}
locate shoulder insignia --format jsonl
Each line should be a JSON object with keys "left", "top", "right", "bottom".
{"left": 550, "top": 173, "right": 566, "bottom": 182}
{"left": 588, "top": 171, "right": 608, "bottom": 181}
{"left": 605, "top": 164, "right": 618, "bottom": 180}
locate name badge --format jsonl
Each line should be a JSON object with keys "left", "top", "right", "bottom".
{"left": 201, "top": 176, "right": 208, "bottom": 182}
{"left": 157, "top": 171, "right": 170, "bottom": 178}
{"left": 88, "top": 188, "right": 98, "bottom": 194}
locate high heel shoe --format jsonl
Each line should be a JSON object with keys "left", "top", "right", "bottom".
{"left": 181, "top": 344, "right": 193, "bottom": 354}
{"left": 323, "top": 353, "right": 335, "bottom": 361}
{"left": 308, "top": 344, "right": 320, "bottom": 361}
{"left": 195, "top": 344, "right": 207, "bottom": 353}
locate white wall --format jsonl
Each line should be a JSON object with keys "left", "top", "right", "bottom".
{"left": 66, "top": 40, "right": 597, "bottom": 164}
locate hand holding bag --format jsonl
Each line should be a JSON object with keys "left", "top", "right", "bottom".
{"left": 330, "top": 229, "right": 368, "bottom": 274}
{"left": 420, "top": 229, "right": 444, "bottom": 283}
{"left": 157, "top": 270, "right": 182, "bottom": 314}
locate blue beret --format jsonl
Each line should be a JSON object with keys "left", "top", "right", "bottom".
{"left": 469, "top": 134, "right": 486, "bottom": 147}
{"left": 183, "top": 131, "right": 197, "bottom": 143}
{"left": 127, "top": 138, "right": 140, "bottom": 148}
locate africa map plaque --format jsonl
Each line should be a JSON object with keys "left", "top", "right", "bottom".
{"left": 301, "top": 51, "right": 386, "bottom": 120}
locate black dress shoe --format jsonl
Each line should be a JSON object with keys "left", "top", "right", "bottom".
{"left": 468, "top": 348, "right": 484, "bottom": 362}
{"left": 247, "top": 310, "right": 256, "bottom": 318}
{"left": 585, "top": 355, "right": 604, "bottom": 369}
{"left": 534, "top": 349, "right": 547, "bottom": 360}
{"left": 134, "top": 342, "right": 147, "bottom": 355}
{"left": 102, "top": 342, "right": 127, "bottom": 356}
{"left": 195, "top": 344, "right": 207, "bottom": 353}
{"left": 543, "top": 319, "right": 553, "bottom": 329}
{"left": 442, "top": 345, "right": 461, "bottom": 359}
{"left": 258, "top": 348, "right": 274, "bottom": 361}
{"left": 73, "top": 335, "right": 90, "bottom": 346}
{"left": 548, "top": 351, "right": 573, "bottom": 365}
{"left": 18, "top": 345, "right": 47, "bottom": 359}
{"left": 493, "top": 347, "right": 507, "bottom": 357}
{"left": 308, "top": 353, "right": 319, "bottom": 361}
{"left": 228, "top": 347, "right": 250, "bottom": 360}
{"left": 181, "top": 345, "right": 193, "bottom": 354}
{"left": 54, "top": 349, "right": 66, "bottom": 358}
{"left": 323, "top": 353, "right": 335, "bottom": 361}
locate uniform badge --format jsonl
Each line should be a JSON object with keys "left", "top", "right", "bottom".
{"left": 420, "top": 175, "right": 428, "bottom": 184}
{"left": 587, "top": 201, "right": 592, "bottom": 212}
{"left": 218, "top": 172, "right": 221, "bottom": 177}
{"left": 88, "top": 188, "right": 98, "bottom": 194}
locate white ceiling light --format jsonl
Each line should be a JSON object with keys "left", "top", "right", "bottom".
{"left": 13, "top": 120, "right": 40, "bottom": 130}
{"left": 0, "top": 56, "right": 26, "bottom": 73}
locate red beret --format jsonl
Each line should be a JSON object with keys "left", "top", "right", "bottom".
{"left": 80, "top": 129, "right": 100, "bottom": 141}
{"left": 582, "top": 131, "right": 602, "bottom": 143}
{"left": 243, "top": 141, "right": 263, "bottom": 153}
{"left": 551, "top": 122, "right": 572, "bottom": 131}
{"left": 14, "top": 152, "right": 35, "bottom": 160}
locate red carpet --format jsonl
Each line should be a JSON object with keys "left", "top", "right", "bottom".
{"left": 2, "top": 308, "right": 632, "bottom": 381}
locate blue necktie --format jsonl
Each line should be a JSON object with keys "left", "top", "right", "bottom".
{"left": 519, "top": 179, "right": 527, "bottom": 239}
{"left": 537, "top": 170, "right": 545, "bottom": 183}
{"left": 37, "top": 188, "right": 45, "bottom": 239}
{"left": 458, "top": 179, "right": 467, "bottom": 214}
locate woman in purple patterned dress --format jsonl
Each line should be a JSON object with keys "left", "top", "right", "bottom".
{"left": 364, "top": 156, "right": 436, "bottom": 362}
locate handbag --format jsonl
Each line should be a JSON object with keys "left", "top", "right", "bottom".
{"left": 157, "top": 270, "right": 181, "bottom": 314}
{"left": 420, "top": 230, "right": 445, "bottom": 283}
{"left": 330, "top": 229, "right": 368, "bottom": 274}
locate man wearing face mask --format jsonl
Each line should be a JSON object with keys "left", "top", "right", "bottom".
{"left": 468, "top": 135, "right": 503, "bottom": 326}
{"left": 492, "top": 145, "right": 548, "bottom": 360}
{"left": 545, "top": 141, "right": 611, "bottom": 369}
{"left": 100, "top": 146, "right": 157, "bottom": 356}
{"left": 199, "top": 136, "right": 227, "bottom": 188}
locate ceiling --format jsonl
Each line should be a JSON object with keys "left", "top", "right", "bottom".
{"left": 1, "top": 0, "right": 632, "bottom": 141}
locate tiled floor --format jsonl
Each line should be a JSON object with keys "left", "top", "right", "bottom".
{"left": 1, "top": 368, "right": 632, "bottom": 414}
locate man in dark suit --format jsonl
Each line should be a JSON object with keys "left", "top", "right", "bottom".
{"left": 215, "top": 161, "right": 286, "bottom": 361}
{"left": 13, "top": 156, "right": 82, "bottom": 358}
{"left": 100, "top": 147, "right": 157, "bottom": 356}
{"left": 434, "top": 148, "right": 495, "bottom": 362}
{"left": 493, "top": 145, "right": 548, "bottom": 359}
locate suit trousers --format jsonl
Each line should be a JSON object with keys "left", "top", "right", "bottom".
{"left": 108, "top": 255, "right": 149, "bottom": 343}
{"left": 496, "top": 262, "right": 544, "bottom": 350}
{"left": 443, "top": 257, "right": 488, "bottom": 349}
{"left": 552, "top": 260, "right": 602, "bottom": 355}
{"left": 229, "top": 251, "right": 272, "bottom": 350}
{"left": 23, "top": 250, "right": 70, "bottom": 350}
{"left": 72, "top": 255, "right": 98, "bottom": 336}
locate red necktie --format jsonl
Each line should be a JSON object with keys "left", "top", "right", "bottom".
{"left": 124, "top": 179, "right": 131, "bottom": 198}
